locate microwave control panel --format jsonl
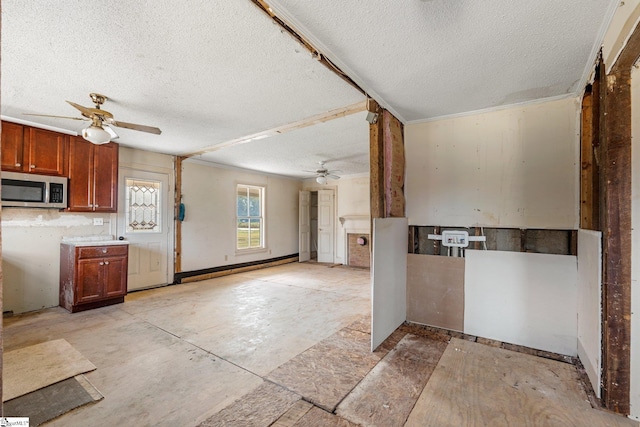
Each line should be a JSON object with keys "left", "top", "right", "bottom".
{"left": 50, "top": 183, "right": 65, "bottom": 204}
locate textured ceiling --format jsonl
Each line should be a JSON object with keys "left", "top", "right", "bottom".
{"left": 269, "top": 0, "right": 617, "bottom": 122}
{"left": 1, "top": 1, "right": 365, "bottom": 170}
{"left": 1, "top": 1, "right": 617, "bottom": 178}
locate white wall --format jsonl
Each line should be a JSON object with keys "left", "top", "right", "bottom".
{"left": 302, "top": 174, "right": 370, "bottom": 264}
{"left": 603, "top": 0, "right": 640, "bottom": 73}
{"left": 2, "top": 209, "right": 115, "bottom": 313}
{"left": 464, "top": 250, "right": 578, "bottom": 356}
{"left": 405, "top": 97, "right": 580, "bottom": 229}
{"left": 577, "top": 229, "right": 602, "bottom": 398}
{"left": 180, "top": 160, "right": 300, "bottom": 272}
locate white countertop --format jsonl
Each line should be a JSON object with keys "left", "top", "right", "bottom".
{"left": 61, "top": 235, "right": 129, "bottom": 246}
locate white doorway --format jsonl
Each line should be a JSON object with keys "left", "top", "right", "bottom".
{"left": 299, "top": 189, "right": 334, "bottom": 263}
{"left": 117, "top": 167, "right": 173, "bottom": 291}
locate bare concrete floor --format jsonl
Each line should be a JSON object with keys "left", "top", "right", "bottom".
{"left": 4, "top": 263, "right": 371, "bottom": 426}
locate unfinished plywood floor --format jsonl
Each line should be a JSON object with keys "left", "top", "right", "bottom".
{"left": 5, "top": 263, "right": 638, "bottom": 427}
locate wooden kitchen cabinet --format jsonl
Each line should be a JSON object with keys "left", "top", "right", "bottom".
{"left": 1, "top": 121, "right": 68, "bottom": 176}
{"left": 1, "top": 121, "right": 25, "bottom": 172}
{"left": 60, "top": 243, "right": 129, "bottom": 312}
{"left": 67, "top": 136, "right": 118, "bottom": 212}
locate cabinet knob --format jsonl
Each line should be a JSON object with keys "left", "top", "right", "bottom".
{"left": 102, "top": 248, "right": 108, "bottom": 253}
{"left": 30, "top": 164, "right": 36, "bottom": 169}
{"left": 104, "top": 261, "right": 110, "bottom": 265}
{"left": 99, "top": 262, "right": 104, "bottom": 266}
{"left": 15, "top": 163, "right": 21, "bottom": 167}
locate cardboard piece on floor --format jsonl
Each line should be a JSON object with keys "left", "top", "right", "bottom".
{"left": 4, "top": 374, "right": 102, "bottom": 426}
{"left": 4, "top": 339, "right": 97, "bottom": 401}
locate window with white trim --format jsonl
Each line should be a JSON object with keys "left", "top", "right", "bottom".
{"left": 236, "top": 184, "right": 264, "bottom": 250}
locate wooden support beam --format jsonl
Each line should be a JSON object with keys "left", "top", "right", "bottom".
{"left": 174, "top": 156, "right": 185, "bottom": 274}
{"left": 383, "top": 110, "right": 405, "bottom": 217}
{"left": 599, "top": 67, "right": 632, "bottom": 414}
{"left": 186, "top": 101, "right": 367, "bottom": 157}
{"left": 369, "top": 100, "right": 385, "bottom": 219}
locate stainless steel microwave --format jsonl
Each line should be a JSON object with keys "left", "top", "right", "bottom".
{"left": 1, "top": 171, "right": 67, "bottom": 208}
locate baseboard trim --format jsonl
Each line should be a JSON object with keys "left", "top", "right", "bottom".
{"left": 174, "top": 253, "right": 299, "bottom": 284}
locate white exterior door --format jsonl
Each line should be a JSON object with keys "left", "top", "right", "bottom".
{"left": 117, "top": 168, "right": 172, "bottom": 291}
{"left": 317, "top": 189, "right": 334, "bottom": 263}
{"left": 299, "top": 190, "right": 311, "bottom": 262}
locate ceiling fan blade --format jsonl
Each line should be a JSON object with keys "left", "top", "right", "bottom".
{"left": 66, "top": 100, "right": 96, "bottom": 117}
{"left": 23, "top": 113, "right": 88, "bottom": 121}
{"left": 110, "top": 120, "right": 162, "bottom": 135}
{"left": 103, "top": 125, "right": 119, "bottom": 140}
{"left": 327, "top": 169, "right": 342, "bottom": 174}
{"left": 327, "top": 174, "right": 341, "bottom": 180}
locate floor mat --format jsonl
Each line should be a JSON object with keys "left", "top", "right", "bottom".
{"left": 4, "top": 338, "right": 97, "bottom": 401}
{"left": 4, "top": 374, "right": 103, "bottom": 426}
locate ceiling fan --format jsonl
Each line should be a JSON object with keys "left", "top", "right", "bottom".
{"left": 304, "top": 161, "right": 341, "bottom": 184}
{"left": 25, "top": 93, "right": 162, "bottom": 145}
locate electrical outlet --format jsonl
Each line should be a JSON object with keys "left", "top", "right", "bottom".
{"left": 224, "top": 255, "right": 228, "bottom": 261}
{"left": 93, "top": 218, "right": 104, "bottom": 226}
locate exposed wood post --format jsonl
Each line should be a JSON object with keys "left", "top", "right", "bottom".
{"left": 369, "top": 100, "right": 405, "bottom": 220}
{"left": 369, "top": 100, "right": 385, "bottom": 219}
{"left": 383, "top": 110, "right": 405, "bottom": 217}
{"left": 595, "top": 22, "right": 640, "bottom": 411}
{"left": 175, "top": 156, "right": 185, "bottom": 274}
{"left": 599, "top": 66, "right": 632, "bottom": 414}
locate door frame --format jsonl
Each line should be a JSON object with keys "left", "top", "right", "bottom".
{"left": 116, "top": 164, "right": 175, "bottom": 287}
{"left": 299, "top": 185, "right": 338, "bottom": 264}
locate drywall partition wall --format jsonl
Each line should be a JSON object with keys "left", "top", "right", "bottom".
{"left": 303, "top": 174, "right": 370, "bottom": 264}
{"left": 1, "top": 209, "right": 114, "bottom": 313}
{"left": 371, "top": 217, "right": 407, "bottom": 351}
{"left": 577, "top": 229, "right": 602, "bottom": 398}
{"left": 405, "top": 97, "right": 579, "bottom": 229}
{"left": 406, "top": 254, "right": 464, "bottom": 331}
{"left": 464, "top": 250, "right": 578, "bottom": 356}
{"left": 180, "top": 160, "right": 300, "bottom": 272}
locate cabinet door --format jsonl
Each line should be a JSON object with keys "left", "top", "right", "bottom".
{"left": 103, "top": 256, "right": 128, "bottom": 297}
{"left": 1, "top": 121, "right": 25, "bottom": 172}
{"left": 93, "top": 142, "right": 118, "bottom": 212}
{"left": 76, "top": 258, "right": 104, "bottom": 303}
{"left": 25, "top": 127, "right": 68, "bottom": 176}
{"left": 67, "top": 136, "right": 94, "bottom": 211}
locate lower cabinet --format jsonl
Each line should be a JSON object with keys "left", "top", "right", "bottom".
{"left": 60, "top": 243, "right": 129, "bottom": 312}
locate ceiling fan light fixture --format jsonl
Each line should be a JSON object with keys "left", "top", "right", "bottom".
{"left": 316, "top": 176, "right": 327, "bottom": 185}
{"left": 82, "top": 124, "right": 111, "bottom": 145}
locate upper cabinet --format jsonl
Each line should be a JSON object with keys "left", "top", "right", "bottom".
{"left": 67, "top": 136, "right": 118, "bottom": 213}
{"left": 1, "top": 121, "right": 68, "bottom": 176}
{"left": 1, "top": 121, "right": 25, "bottom": 172}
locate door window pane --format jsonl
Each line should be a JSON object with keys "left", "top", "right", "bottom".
{"left": 126, "top": 178, "right": 161, "bottom": 233}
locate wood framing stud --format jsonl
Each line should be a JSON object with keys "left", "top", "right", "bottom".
{"left": 175, "top": 156, "right": 185, "bottom": 274}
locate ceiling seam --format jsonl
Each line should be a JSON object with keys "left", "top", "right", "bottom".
{"left": 249, "top": 0, "right": 369, "bottom": 100}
